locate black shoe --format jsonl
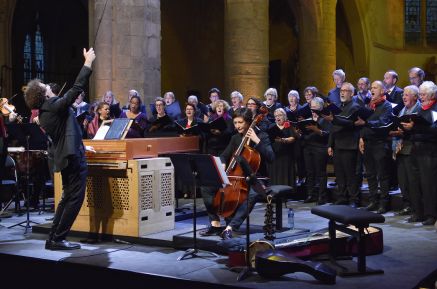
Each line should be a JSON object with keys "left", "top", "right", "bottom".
{"left": 45, "top": 240, "right": 81, "bottom": 250}
{"left": 365, "top": 202, "right": 378, "bottom": 211}
{"left": 422, "top": 217, "right": 436, "bottom": 226}
{"left": 199, "top": 225, "right": 222, "bottom": 236}
{"left": 303, "top": 196, "right": 317, "bottom": 203}
{"left": 220, "top": 229, "right": 233, "bottom": 240}
{"left": 376, "top": 205, "right": 388, "bottom": 214}
{"left": 397, "top": 207, "right": 412, "bottom": 216}
{"left": 407, "top": 215, "right": 425, "bottom": 223}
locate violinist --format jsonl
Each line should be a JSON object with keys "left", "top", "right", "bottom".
{"left": 200, "top": 108, "right": 275, "bottom": 240}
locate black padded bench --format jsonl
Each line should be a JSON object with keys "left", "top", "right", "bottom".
{"left": 311, "top": 205, "right": 385, "bottom": 276}
{"left": 265, "top": 185, "right": 294, "bottom": 231}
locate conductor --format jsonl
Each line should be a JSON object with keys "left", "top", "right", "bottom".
{"left": 24, "top": 48, "right": 96, "bottom": 250}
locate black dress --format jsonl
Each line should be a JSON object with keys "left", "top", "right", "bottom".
{"left": 267, "top": 125, "right": 297, "bottom": 186}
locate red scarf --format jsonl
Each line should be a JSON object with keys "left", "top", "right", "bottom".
{"left": 422, "top": 99, "right": 436, "bottom": 111}
{"left": 369, "top": 95, "right": 386, "bottom": 110}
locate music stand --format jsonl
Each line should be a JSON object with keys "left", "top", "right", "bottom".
{"left": 7, "top": 123, "right": 46, "bottom": 233}
{"left": 168, "top": 153, "right": 222, "bottom": 261}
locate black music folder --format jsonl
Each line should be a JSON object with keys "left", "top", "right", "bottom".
{"left": 175, "top": 121, "right": 200, "bottom": 135}
{"left": 312, "top": 103, "right": 342, "bottom": 116}
{"left": 267, "top": 124, "right": 285, "bottom": 141}
{"left": 199, "top": 116, "right": 227, "bottom": 132}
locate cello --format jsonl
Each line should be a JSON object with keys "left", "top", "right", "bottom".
{"left": 212, "top": 107, "right": 268, "bottom": 218}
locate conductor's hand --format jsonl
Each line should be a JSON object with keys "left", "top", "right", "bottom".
{"left": 246, "top": 127, "right": 260, "bottom": 145}
{"left": 83, "top": 48, "right": 96, "bottom": 68}
{"left": 85, "top": 146, "right": 96, "bottom": 153}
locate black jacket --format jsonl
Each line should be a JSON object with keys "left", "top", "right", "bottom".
{"left": 387, "top": 86, "right": 404, "bottom": 105}
{"left": 328, "top": 100, "right": 361, "bottom": 150}
{"left": 39, "top": 66, "right": 92, "bottom": 172}
{"left": 360, "top": 100, "right": 393, "bottom": 142}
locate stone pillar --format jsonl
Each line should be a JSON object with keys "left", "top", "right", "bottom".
{"left": 224, "top": 0, "right": 269, "bottom": 101}
{"left": 297, "top": 0, "right": 337, "bottom": 95}
{"left": 90, "top": 0, "right": 161, "bottom": 108}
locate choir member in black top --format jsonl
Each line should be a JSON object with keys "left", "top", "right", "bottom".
{"left": 389, "top": 85, "right": 421, "bottom": 217}
{"left": 357, "top": 80, "right": 393, "bottom": 214}
{"left": 267, "top": 108, "right": 298, "bottom": 186}
{"left": 263, "top": 88, "right": 283, "bottom": 123}
{"left": 205, "top": 100, "right": 234, "bottom": 156}
{"left": 301, "top": 97, "right": 331, "bottom": 205}
{"left": 327, "top": 82, "right": 361, "bottom": 207}
{"left": 401, "top": 81, "right": 437, "bottom": 225}
{"left": 246, "top": 97, "right": 271, "bottom": 132}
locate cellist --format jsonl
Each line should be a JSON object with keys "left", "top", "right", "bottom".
{"left": 200, "top": 108, "right": 275, "bottom": 240}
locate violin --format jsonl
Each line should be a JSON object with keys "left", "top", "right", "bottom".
{"left": 0, "top": 96, "right": 23, "bottom": 123}
{"left": 212, "top": 106, "right": 268, "bottom": 218}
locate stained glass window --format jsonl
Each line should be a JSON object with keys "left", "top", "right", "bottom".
{"left": 23, "top": 34, "right": 32, "bottom": 83}
{"left": 426, "top": 0, "right": 437, "bottom": 44}
{"left": 34, "top": 25, "right": 44, "bottom": 80}
{"left": 405, "top": 0, "right": 421, "bottom": 44}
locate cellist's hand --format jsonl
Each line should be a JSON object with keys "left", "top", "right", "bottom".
{"left": 246, "top": 127, "right": 260, "bottom": 144}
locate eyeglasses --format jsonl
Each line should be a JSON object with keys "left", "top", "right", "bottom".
{"left": 247, "top": 102, "right": 256, "bottom": 105}
{"left": 340, "top": 89, "right": 352, "bottom": 93}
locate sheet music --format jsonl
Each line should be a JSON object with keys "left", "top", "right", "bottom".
{"left": 93, "top": 125, "right": 110, "bottom": 140}
{"left": 212, "top": 156, "right": 230, "bottom": 187}
{"left": 432, "top": 111, "right": 437, "bottom": 123}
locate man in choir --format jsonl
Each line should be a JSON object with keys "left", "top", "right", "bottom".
{"left": 356, "top": 80, "right": 393, "bottom": 214}
{"left": 389, "top": 85, "right": 421, "bottom": 217}
{"left": 302, "top": 97, "right": 331, "bottom": 204}
{"left": 228, "top": 90, "right": 245, "bottom": 116}
{"left": 408, "top": 67, "right": 425, "bottom": 87}
{"left": 24, "top": 48, "right": 96, "bottom": 250}
{"left": 354, "top": 77, "right": 371, "bottom": 106}
{"left": 401, "top": 81, "right": 437, "bottom": 225}
{"left": 327, "top": 82, "right": 361, "bottom": 207}
{"left": 163, "top": 91, "right": 182, "bottom": 120}
{"left": 263, "top": 88, "right": 283, "bottom": 123}
{"left": 199, "top": 108, "right": 274, "bottom": 239}
{"left": 328, "top": 69, "right": 346, "bottom": 107}
{"left": 383, "top": 70, "right": 404, "bottom": 105}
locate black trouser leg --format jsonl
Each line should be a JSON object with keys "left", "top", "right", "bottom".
{"left": 413, "top": 153, "right": 437, "bottom": 219}
{"left": 303, "top": 146, "right": 316, "bottom": 198}
{"left": 397, "top": 154, "right": 413, "bottom": 209}
{"left": 313, "top": 146, "right": 328, "bottom": 200}
{"left": 334, "top": 149, "right": 358, "bottom": 203}
{"left": 50, "top": 149, "right": 87, "bottom": 241}
{"left": 363, "top": 142, "right": 391, "bottom": 204}
{"left": 200, "top": 186, "right": 221, "bottom": 223}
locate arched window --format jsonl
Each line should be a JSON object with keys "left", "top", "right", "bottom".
{"left": 405, "top": 0, "right": 437, "bottom": 46}
{"left": 23, "top": 23, "right": 45, "bottom": 83}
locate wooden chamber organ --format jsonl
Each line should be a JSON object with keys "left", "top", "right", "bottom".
{"left": 54, "top": 136, "right": 199, "bottom": 237}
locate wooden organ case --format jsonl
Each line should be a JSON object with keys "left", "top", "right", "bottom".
{"left": 54, "top": 136, "right": 199, "bottom": 237}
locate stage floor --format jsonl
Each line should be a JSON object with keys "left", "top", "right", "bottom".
{"left": 0, "top": 197, "right": 436, "bottom": 289}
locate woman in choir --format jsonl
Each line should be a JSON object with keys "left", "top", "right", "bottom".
{"left": 86, "top": 101, "right": 112, "bottom": 139}
{"left": 176, "top": 103, "right": 203, "bottom": 135}
{"left": 263, "top": 88, "right": 283, "bottom": 123}
{"left": 301, "top": 97, "right": 331, "bottom": 205}
{"left": 246, "top": 97, "right": 270, "bottom": 132}
{"left": 267, "top": 108, "right": 298, "bottom": 186}
{"left": 286, "top": 90, "right": 306, "bottom": 185}
{"left": 147, "top": 97, "right": 173, "bottom": 133}
{"left": 102, "top": 90, "right": 121, "bottom": 118}
{"left": 187, "top": 95, "right": 208, "bottom": 122}
{"left": 119, "top": 95, "right": 149, "bottom": 138}
{"left": 228, "top": 90, "right": 245, "bottom": 116}
{"left": 205, "top": 99, "right": 234, "bottom": 156}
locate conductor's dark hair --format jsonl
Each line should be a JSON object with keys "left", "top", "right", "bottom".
{"left": 24, "top": 79, "right": 46, "bottom": 109}
{"left": 48, "top": 83, "right": 61, "bottom": 95}
{"left": 232, "top": 107, "right": 253, "bottom": 123}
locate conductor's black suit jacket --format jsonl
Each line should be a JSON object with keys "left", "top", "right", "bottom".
{"left": 39, "top": 66, "right": 92, "bottom": 172}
